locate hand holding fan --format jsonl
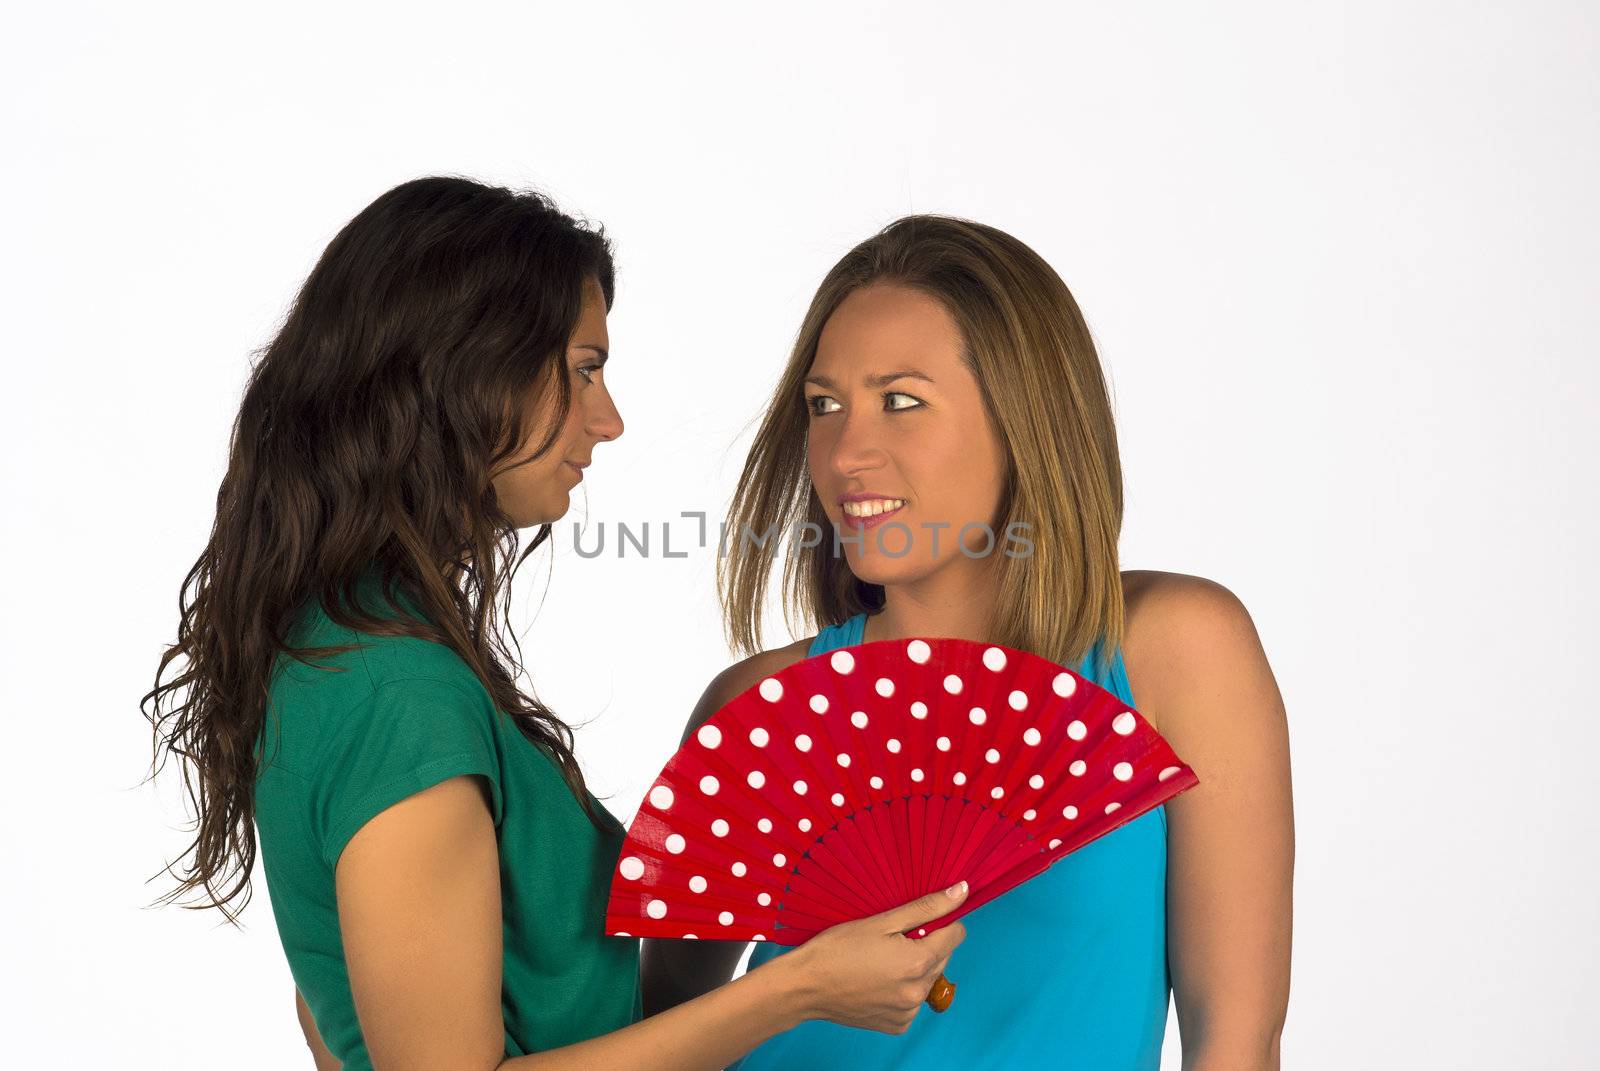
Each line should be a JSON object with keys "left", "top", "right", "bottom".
{"left": 606, "top": 636, "right": 1198, "bottom": 1010}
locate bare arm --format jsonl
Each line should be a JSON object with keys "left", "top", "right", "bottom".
{"left": 336, "top": 769, "right": 965, "bottom": 1071}
{"left": 641, "top": 641, "right": 814, "bottom": 1015}
{"left": 296, "top": 989, "right": 342, "bottom": 1070}
{"left": 1123, "top": 572, "right": 1294, "bottom": 1071}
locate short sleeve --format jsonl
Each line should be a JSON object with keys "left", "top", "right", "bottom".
{"left": 311, "top": 676, "right": 506, "bottom": 870}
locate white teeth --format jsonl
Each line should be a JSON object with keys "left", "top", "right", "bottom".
{"left": 842, "top": 498, "right": 906, "bottom": 518}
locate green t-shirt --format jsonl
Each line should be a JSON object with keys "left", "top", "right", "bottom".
{"left": 254, "top": 579, "right": 641, "bottom": 1068}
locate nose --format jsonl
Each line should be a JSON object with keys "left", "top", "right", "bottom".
{"left": 825, "top": 406, "right": 883, "bottom": 480}
{"left": 587, "top": 385, "right": 624, "bottom": 443}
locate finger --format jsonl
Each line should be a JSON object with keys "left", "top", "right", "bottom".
{"left": 877, "top": 881, "right": 968, "bottom": 933}
{"left": 917, "top": 921, "right": 966, "bottom": 960}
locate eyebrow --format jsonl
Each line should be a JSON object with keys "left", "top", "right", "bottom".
{"left": 804, "top": 369, "right": 934, "bottom": 390}
{"left": 571, "top": 344, "right": 609, "bottom": 361}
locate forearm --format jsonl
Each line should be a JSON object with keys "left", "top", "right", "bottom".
{"left": 500, "top": 956, "right": 809, "bottom": 1071}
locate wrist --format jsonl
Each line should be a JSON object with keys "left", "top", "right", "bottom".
{"left": 750, "top": 944, "right": 820, "bottom": 1030}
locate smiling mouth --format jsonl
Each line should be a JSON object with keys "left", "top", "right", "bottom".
{"left": 841, "top": 498, "right": 907, "bottom": 529}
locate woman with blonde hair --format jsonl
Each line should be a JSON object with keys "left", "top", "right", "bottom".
{"left": 643, "top": 215, "right": 1294, "bottom": 1069}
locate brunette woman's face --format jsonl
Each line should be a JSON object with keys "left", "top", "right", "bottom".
{"left": 804, "top": 283, "right": 1009, "bottom": 586}
{"left": 491, "top": 277, "right": 623, "bottom": 528}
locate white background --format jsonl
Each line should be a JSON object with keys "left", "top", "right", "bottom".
{"left": 3, "top": 1, "right": 1596, "bottom": 1067}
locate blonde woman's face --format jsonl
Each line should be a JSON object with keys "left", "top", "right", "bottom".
{"left": 491, "top": 277, "right": 622, "bottom": 528}
{"left": 803, "top": 283, "right": 1008, "bottom": 585}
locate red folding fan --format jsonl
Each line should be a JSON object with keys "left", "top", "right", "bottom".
{"left": 605, "top": 636, "right": 1198, "bottom": 1008}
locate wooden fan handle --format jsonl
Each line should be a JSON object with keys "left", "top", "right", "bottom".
{"left": 925, "top": 972, "right": 956, "bottom": 1012}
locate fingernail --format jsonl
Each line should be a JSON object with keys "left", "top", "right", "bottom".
{"left": 946, "top": 880, "right": 967, "bottom": 899}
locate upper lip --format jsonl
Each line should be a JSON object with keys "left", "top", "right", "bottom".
{"left": 838, "top": 491, "right": 906, "bottom": 505}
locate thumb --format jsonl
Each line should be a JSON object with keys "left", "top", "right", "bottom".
{"left": 876, "top": 880, "right": 968, "bottom": 934}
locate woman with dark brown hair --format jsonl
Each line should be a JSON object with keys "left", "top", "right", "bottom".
{"left": 143, "top": 176, "right": 968, "bottom": 1070}
{"left": 645, "top": 215, "right": 1294, "bottom": 1069}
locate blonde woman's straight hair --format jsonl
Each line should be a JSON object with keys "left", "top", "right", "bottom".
{"left": 719, "top": 214, "right": 1124, "bottom": 669}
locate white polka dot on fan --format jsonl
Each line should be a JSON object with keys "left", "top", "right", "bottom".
{"left": 1067, "top": 720, "right": 1086, "bottom": 741}
{"left": 647, "top": 899, "right": 667, "bottom": 919}
{"left": 758, "top": 892, "right": 772, "bottom": 906}
{"left": 665, "top": 834, "right": 686, "bottom": 854}
{"left": 887, "top": 738, "right": 901, "bottom": 753}
{"left": 831, "top": 792, "right": 845, "bottom": 806}
{"left": 810, "top": 694, "right": 829, "bottom": 714}
{"left": 1053, "top": 673, "right": 1076, "bottom": 697}
{"left": 1009, "top": 690, "right": 1028, "bottom": 711}
{"left": 759, "top": 678, "right": 783, "bottom": 702}
{"left": 711, "top": 819, "right": 730, "bottom": 837}
{"left": 907, "top": 640, "right": 931, "bottom": 663}
{"left": 1158, "top": 766, "right": 1180, "bottom": 781}
{"left": 1113, "top": 712, "right": 1137, "bottom": 735}
{"left": 798, "top": 818, "right": 811, "bottom": 832}
{"left": 749, "top": 727, "right": 769, "bottom": 747}
{"left": 1028, "top": 774, "right": 1044, "bottom": 789}
{"left": 795, "top": 734, "right": 812, "bottom": 752}
{"left": 875, "top": 677, "right": 895, "bottom": 697}
{"left": 649, "top": 785, "right": 674, "bottom": 810}
{"left": 983, "top": 647, "right": 1007, "bottom": 671}
{"left": 1023, "top": 728, "right": 1041, "bottom": 746}
{"left": 697, "top": 725, "right": 721, "bottom": 749}
{"left": 1048, "top": 838, "right": 1062, "bottom": 850}
{"left": 954, "top": 772, "right": 967, "bottom": 785}
{"left": 1114, "top": 762, "right": 1133, "bottom": 782}
{"left": 911, "top": 701, "right": 928, "bottom": 719}
{"left": 936, "top": 736, "right": 951, "bottom": 751}
{"left": 758, "top": 818, "right": 772, "bottom": 833}
{"left": 1023, "top": 809, "right": 1036, "bottom": 821}
{"left": 1105, "top": 802, "right": 1122, "bottom": 814}
{"left": 836, "top": 752, "right": 851, "bottom": 768}
{"left": 944, "top": 674, "right": 964, "bottom": 694}
{"left": 851, "top": 712, "right": 869, "bottom": 729}
{"left": 792, "top": 780, "right": 808, "bottom": 794}
{"left": 991, "top": 787, "right": 1004, "bottom": 799}
{"left": 731, "top": 862, "right": 747, "bottom": 877}
{"left": 870, "top": 776, "right": 884, "bottom": 790}
{"left": 689, "top": 875, "right": 707, "bottom": 893}
{"left": 619, "top": 856, "right": 644, "bottom": 880}
{"left": 830, "top": 650, "right": 855, "bottom": 673}
{"left": 985, "top": 748, "right": 1001, "bottom": 764}
{"left": 969, "top": 707, "right": 987, "bottom": 726}
{"left": 719, "top": 911, "right": 734, "bottom": 925}
{"left": 773, "top": 853, "right": 787, "bottom": 867}
{"left": 1063, "top": 805, "right": 1079, "bottom": 819}
{"left": 699, "top": 775, "right": 719, "bottom": 795}
{"left": 911, "top": 768, "right": 924, "bottom": 782}
{"left": 747, "top": 771, "right": 766, "bottom": 789}
{"left": 1069, "top": 760, "right": 1086, "bottom": 776}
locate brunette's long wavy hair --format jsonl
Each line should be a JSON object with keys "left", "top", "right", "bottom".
{"left": 142, "top": 175, "right": 615, "bottom": 924}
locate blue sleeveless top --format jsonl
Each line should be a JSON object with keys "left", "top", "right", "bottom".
{"left": 731, "top": 613, "right": 1170, "bottom": 1070}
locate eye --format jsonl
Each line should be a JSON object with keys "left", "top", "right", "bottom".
{"left": 806, "top": 394, "right": 841, "bottom": 416}
{"left": 576, "top": 363, "right": 603, "bottom": 384}
{"left": 885, "top": 391, "right": 923, "bottom": 411}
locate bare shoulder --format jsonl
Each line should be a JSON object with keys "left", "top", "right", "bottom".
{"left": 1119, "top": 570, "right": 1271, "bottom": 732}
{"left": 678, "top": 636, "right": 814, "bottom": 744}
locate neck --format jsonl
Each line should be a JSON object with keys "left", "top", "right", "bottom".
{"left": 861, "top": 557, "right": 1001, "bottom": 644}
